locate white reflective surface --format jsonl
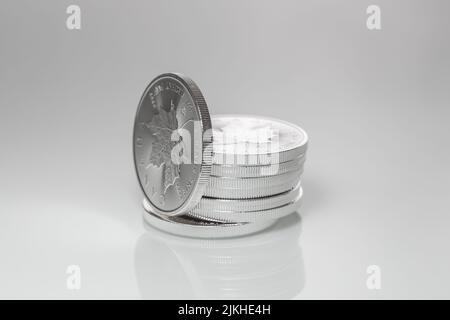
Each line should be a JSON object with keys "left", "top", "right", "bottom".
{"left": 1, "top": 0, "right": 450, "bottom": 299}
{"left": 136, "top": 214, "right": 304, "bottom": 299}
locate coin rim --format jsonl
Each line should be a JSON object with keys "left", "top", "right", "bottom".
{"left": 188, "top": 187, "right": 303, "bottom": 223}
{"left": 142, "top": 202, "right": 278, "bottom": 239}
{"left": 133, "top": 73, "right": 212, "bottom": 216}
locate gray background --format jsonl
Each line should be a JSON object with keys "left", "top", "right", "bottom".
{"left": 0, "top": 0, "right": 449, "bottom": 299}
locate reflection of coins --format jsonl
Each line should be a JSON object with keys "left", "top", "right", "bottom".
{"left": 133, "top": 73, "right": 212, "bottom": 216}
{"left": 135, "top": 213, "right": 304, "bottom": 299}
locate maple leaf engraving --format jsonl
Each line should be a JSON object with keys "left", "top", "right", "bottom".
{"left": 144, "top": 103, "right": 181, "bottom": 193}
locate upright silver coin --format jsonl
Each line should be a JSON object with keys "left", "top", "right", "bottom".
{"left": 211, "top": 115, "right": 308, "bottom": 165}
{"left": 133, "top": 73, "right": 212, "bottom": 216}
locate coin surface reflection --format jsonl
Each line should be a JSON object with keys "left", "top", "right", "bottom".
{"left": 134, "top": 212, "right": 304, "bottom": 299}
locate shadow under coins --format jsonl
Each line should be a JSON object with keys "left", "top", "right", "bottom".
{"left": 134, "top": 212, "right": 305, "bottom": 299}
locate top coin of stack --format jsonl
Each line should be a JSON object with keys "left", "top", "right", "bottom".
{"left": 133, "top": 73, "right": 308, "bottom": 238}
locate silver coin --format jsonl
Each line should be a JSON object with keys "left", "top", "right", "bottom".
{"left": 208, "top": 169, "right": 303, "bottom": 190}
{"left": 211, "top": 115, "right": 308, "bottom": 165}
{"left": 204, "top": 171, "right": 302, "bottom": 199}
{"left": 142, "top": 200, "right": 277, "bottom": 238}
{"left": 211, "top": 155, "right": 305, "bottom": 178}
{"left": 192, "top": 183, "right": 302, "bottom": 213}
{"left": 140, "top": 211, "right": 302, "bottom": 250}
{"left": 188, "top": 187, "right": 303, "bottom": 223}
{"left": 133, "top": 73, "right": 213, "bottom": 216}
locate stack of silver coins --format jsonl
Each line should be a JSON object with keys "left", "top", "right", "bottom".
{"left": 187, "top": 114, "right": 307, "bottom": 223}
{"left": 134, "top": 73, "right": 308, "bottom": 238}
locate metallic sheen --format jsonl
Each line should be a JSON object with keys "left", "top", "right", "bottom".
{"left": 211, "top": 155, "right": 306, "bottom": 178}
{"left": 133, "top": 73, "right": 212, "bottom": 216}
{"left": 142, "top": 200, "right": 277, "bottom": 238}
{"left": 211, "top": 115, "right": 308, "bottom": 165}
{"left": 188, "top": 187, "right": 303, "bottom": 223}
{"left": 204, "top": 172, "right": 302, "bottom": 199}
